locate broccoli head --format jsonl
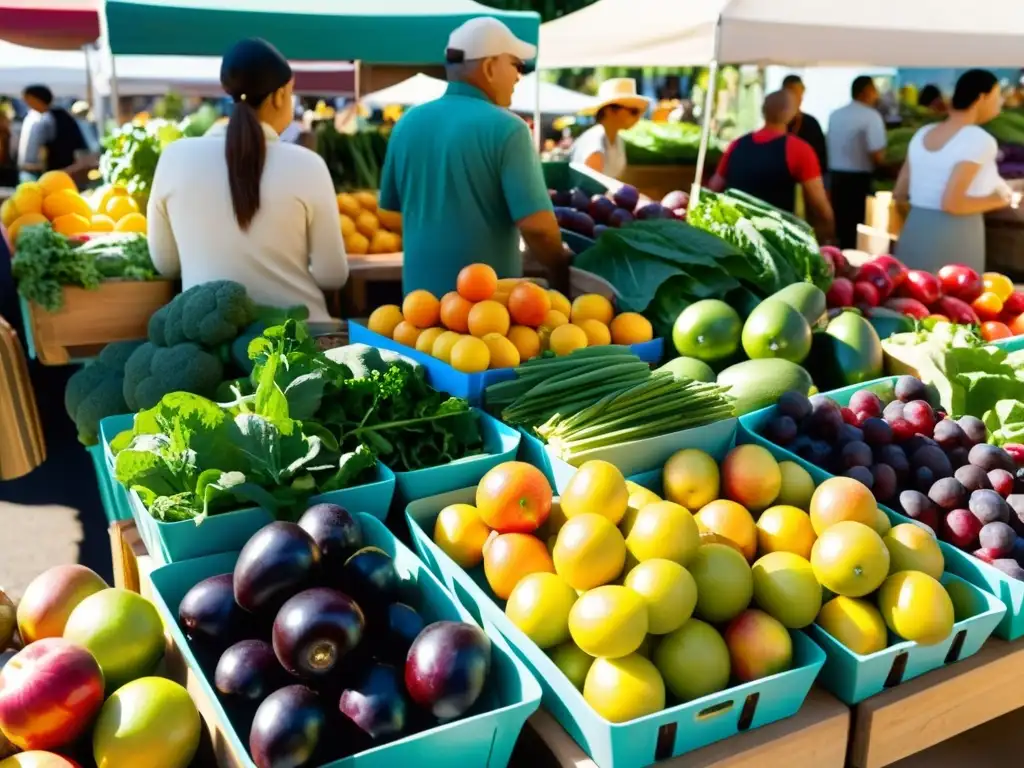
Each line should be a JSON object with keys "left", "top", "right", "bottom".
{"left": 148, "top": 304, "right": 169, "bottom": 346}
{"left": 122, "top": 341, "right": 225, "bottom": 411}
{"left": 162, "top": 281, "right": 257, "bottom": 348}
{"left": 65, "top": 340, "right": 145, "bottom": 445}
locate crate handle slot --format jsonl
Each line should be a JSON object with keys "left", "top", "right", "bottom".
{"left": 944, "top": 629, "right": 967, "bottom": 664}
{"left": 696, "top": 698, "right": 735, "bottom": 721}
{"left": 884, "top": 650, "right": 908, "bottom": 688}
{"left": 655, "top": 721, "right": 677, "bottom": 762}
{"left": 452, "top": 580, "right": 485, "bottom": 627}
{"left": 737, "top": 692, "right": 759, "bottom": 731}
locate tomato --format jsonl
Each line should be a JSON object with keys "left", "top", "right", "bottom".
{"left": 980, "top": 321, "right": 1013, "bottom": 342}
{"left": 983, "top": 272, "right": 1014, "bottom": 302}
{"left": 971, "top": 291, "right": 1004, "bottom": 321}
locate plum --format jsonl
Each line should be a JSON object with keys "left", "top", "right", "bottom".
{"left": 913, "top": 445, "right": 952, "bottom": 479}
{"left": 841, "top": 441, "right": 873, "bottom": 469}
{"left": 933, "top": 420, "right": 966, "bottom": 451}
{"left": 890, "top": 418, "right": 915, "bottom": 442}
{"left": 553, "top": 206, "right": 573, "bottom": 228}
{"left": 915, "top": 466, "right": 936, "bottom": 493}
{"left": 607, "top": 208, "right": 634, "bottom": 228}
{"left": 568, "top": 188, "right": 590, "bottom": 212}
{"left": 857, "top": 262, "right": 894, "bottom": 299}
{"left": 969, "top": 443, "right": 1015, "bottom": 473}
{"left": 593, "top": 224, "right": 608, "bottom": 238}
{"left": 378, "top": 603, "right": 426, "bottom": 665}
{"left": 903, "top": 401, "right": 936, "bottom": 437}
{"left": 804, "top": 441, "right": 833, "bottom": 468}
{"left": 764, "top": 415, "right": 798, "bottom": 445}
{"left": 871, "top": 464, "right": 898, "bottom": 502}
{"left": 900, "top": 489, "right": 937, "bottom": 518}
{"left": 809, "top": 397, "right": 844, "bottom": 441}
{"left": 250, "top": 685, "right": 326, "bottom": 768}
{"left": 179, "top": 573, "right": 251, "bottom": 648}
{"left": 935, "top": 295, "right": 980, "bottom": 325}
{"left": 662, "top": 190, "right": 689, "bottom": 210}
{"left": 1006, "top": 495, "right": 1024, "bottom": 535}
{"left": 778, "top": 391, "right": 812, "bottom": 421}
{"left": 969, "top": 489, "right": 1011, "bottom": 525}
{"left": 1004, "top": 443, "right": 1024, "bottom": 464}
{"left": 894, "top": 376, "right": 928, "bottom": 403}
{"left": 565, "top": 210, "right": 596, "bottom": 237}
{"left": 406, "top": 622, "right": 491, "bottom": 719}
{"left": 861, "top": 418, "right": 893, "bottom": 446}
{"left": 958, "top": 415, "right": 988, "bottom": 446}
{"left": 845, "top": 466, "right": 874, "bottom": 489}
{"left": 854, "top": 282, "right": 880, "bottom": 307}
{"left": 826, "top": 278, "right": 854, "bottom": 307}
{"left": 884, "top": 297, "right": 930, "bottom": 319}
{"left": 588, "top": 195, "right": 616, "bottom": 224}
{"left": 991, "top": 559, "right": 1024, "bottom": 581}
{"left": 943, "top": 509, "right": 982, "bottom": 550}
{"left": 234, "top": 522, "right": 321, "bottom": 617}
{"left": 342, "top": 547, "right": 402, "bottom": 609}
{"left": 837, "top": 424, "right": 865, "bottom": 447}
{"left": 878, "top": 444, "right": 910, "bottom": 481}
{"left": 548, "top": 189, "right": 571, "bottom": 207}
{"left": 1014, "top": 536, "right": 1024, "bottom": 566}
{"left": 298, "top": 504, "right": 364, "bottom": 579}
{"left": 273, "top": 588, "right": 365, "bottom": 682}
{"left": 904, "top": 434, "right": 939, "bottom": 456}
{"left": 635, "top": 203, "right": 673, "bottom": 220}
{"left": 980, "top": 522, "right": 1017, "bottom": 557}
{"left": 612, "top": 184, "right": 640, "bottom": 211}
{"left": 882, "top": 399, "right": 906, "bottom": 421}
{"left": 840, "top": 407, "right": 861, "bottom": 427}
{"left": 215, "top": 639, "right": 287, "bottom": 703}
{"left": 947, "top": 447, "right": 969, "bottom": 469}
{"left": 988, "top": 469, "right": 1015, "bottom": 497}
{"left": 339, "top": 663, "right": 408, "bottom": 740}
{"left": 928, "top": 477, "right": 968, "bottom": 511}
{"left": 955, "top": 465, "right": 992, "bottom": 493}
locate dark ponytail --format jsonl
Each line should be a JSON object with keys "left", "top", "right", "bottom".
{"left": 951, "top": 69, "right": 999, "bottom": 111}
{"left": 220, "top": 38, "right": 293, "bottom": 231}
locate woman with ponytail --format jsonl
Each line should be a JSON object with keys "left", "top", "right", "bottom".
{"left": 147, "top": 38, "right": 348, "bottom": 322}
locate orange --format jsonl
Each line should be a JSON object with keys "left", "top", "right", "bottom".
{"left": 578, "top": 319, "right": 611, "bottom": 346}
{"left": 104, "top": 194, "right": 140, "bottom": 221}
{"left": 392, "top": 320, "right": 422, "bottom": 347}
{"left": 610, "top": 312, "right": 654, "bottom": 345}
{"left": 377, "top": 208, "right": 402, "bottom": 233}
{"left": 90, "top": 214, "right": 115, "bottom": 232}
{"left": 44, "top": 190, "right": 93, "bottom": 221}
{"left": 477, "top": 461, "right": 553, "bottom": 533}
{"left": 468, "top": 300, "right": 510, "bottom": 337}
{"left": 367, "top": 304, "right": 404, "bottom": 338}
{"left": 11, "top": 184, "right": 43, "bottom": 216}
{"left": 337, "top": 193, "right": 362, "bottom": 218}
{"left": 114, "top": 212, "right": 147, "bottom": 234}
{"left": 431, "top": 330, "right": 462, "bottom": 362}
{"left": 549, "top": 324, "right": 588, "bottom": 356}
{"left": 482, "top": 333, "right": 520, "bottom": 368}
{"left": 439, "top": 291, "right": 473, "bottom": 333}
{"left": 571, "top": 293, "right": 615, "bottom": 325}
{"left": 7, "top": 213, "right": 48, "bottom": 244}
{"left": 972, "top": 291, "right": 1003, "bottom": 319}
{"left": 755, "top": 505, "right": 816, "bottom": 559}
{"left": 355, "top": 211, "right": 380, "bottom": 239}
{"left": 345, "top": 232, "right": 370, "bottom": 255}
{"left": 0, "top": 199, "right": 18, "bottom": 228}
{"left": 483, "top": 532, "right": 555, "bottom": 600}
{"left": 695, "top": 499, "right": 758, "bottom": 562}
{"left": 52, "top": 213, "right": 91, "bottom": 237}
{"left": 457, "top": 263, "right": 498, "bottom": 302}
{"left": 353, "top": 190, "right": 378, "bottom": 212}
{"left": 981, "top": 321, "right": 1013, "bottom": 341}
{"left": 402, "top": 289, "right": 441, "bottom": 329}
{"left": 37, "top": 170, "right": 77, "bottom": 196}
{"left": 508, "top": 282, "right": 551, "bottom": 327}
{"left": 548, "top": 289, "right": 572, "bottom": 317}
{"left": 95, "top": 184, "right": 129, "bottom": 214}
{"left": 340, "top": 214, "right": 356, "bottom": 238}
{"left": 1011, "top": 313, "right": 1024, "bottom": 337}
{"left": 983, "top": 272, "right": 1014, "bottom": 302}
{"left": 507, "top": 325, "right": 541, "bottom": 361}
{"left": 434, "top": 503, "right": 491, "bottom": 568}
{"left": 541, "top": 309, "right": 569, "bottom": 329}
{"left": 369, "top": 229, "right": 399, "bottom": 254}
{"left": 450, "top": 336, "right": 491, "bottom": 373}
{"left": 415, "top": 327, "right": 445, "bottom": 354}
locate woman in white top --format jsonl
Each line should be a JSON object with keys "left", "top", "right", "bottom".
{"left": 894, "top": 69, "right": 1020, "bottom": 273}
{"left": 570, "top": 79, "right": 649, "bottom": 180}
{"left": 148, "top": 38, "right": 348, "bottom": 324}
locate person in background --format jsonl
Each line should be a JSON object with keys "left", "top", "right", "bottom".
{"left": 147, "top": 38, "right": 348, "bottom": 324}
{"left": 826, "top": 76, "right": 888, "bottom": 248}
{"left": 894, "top": 69, "right": 1020, "bottom": 274}
{"left": 571, "top": 78, "right": 649, "bottom": 179}
{"left": 917, "top": 84, "right": 948, "bottom": 115}
{"left": 70, "top": 101, "right": 101, "bottom": 154}
{"left": 0, "top": 104, "right": 17, "bottom": 187}
{"left": 709, "top": 90, "right": 835, "bottom": 242}
{"left": 17, "top": 85, "right": 87, "bottom": 183}
{"left": 378, "top": 17, "right": 567, "bottom": 297}
{"left": 782, "top": 75, "right": 827, "bottom": 175}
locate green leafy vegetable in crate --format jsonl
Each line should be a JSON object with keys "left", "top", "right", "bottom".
{"left": 76, "top": 234, "right": 158, "bottom": 280}
{"left": 620, "top": 120, "right": 724, "bottom": 166}
{"left": 12, "top": 223, "right": 102, "bottom": 310}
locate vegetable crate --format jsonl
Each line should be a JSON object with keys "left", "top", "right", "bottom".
{"left": 147, "top": 513, "right": 542, "bottom": 768}
{"left": 86, "top": 444, "right": 131, "bottom": 524}
{"left": 739, "top": 376, "right": 1024, "bottom": 641}
{"left": 348, "top": 321, "right": 664, "bottom": 404}
{"left": 992, "top": 335, "right": 1024, "bottom": 354}
{"left": 19, "top": 280, "right": 174, "bottom": 365}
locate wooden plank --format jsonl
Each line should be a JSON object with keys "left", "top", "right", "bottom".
{"left": 849, "top": 636, "right": 1024, "bottom": 768}
{"left": 525, "top": 687, "right": 848, "bottom": 768}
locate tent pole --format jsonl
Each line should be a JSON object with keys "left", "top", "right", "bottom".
{"left": 533, "top": 72, "right": 541, "bottom": 151}
{"left": 688, "top": 18, "right": 721, "bottom": 219}
{"left": 98, "top": 5, "right": 120, "bottom": 127}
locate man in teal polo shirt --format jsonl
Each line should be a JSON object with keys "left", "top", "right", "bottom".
{"left": 379, "top": 17, "right": 567, "bottom": 297}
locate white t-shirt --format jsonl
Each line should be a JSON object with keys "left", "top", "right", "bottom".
{"left": 907, "top": 124, "right": 1008, "bottom": 211}
{"left": 147, "top": 122, "right": 349, "bottom": 322}
{"left": 571, "top": 124, "right": 627, "bottom": 178}
{"left": 827, "top": 101, "right": 887, "bottom": 173}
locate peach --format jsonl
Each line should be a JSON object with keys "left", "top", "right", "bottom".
{"left": 16, "top": 565, "right": 106, "bottom": 644}
{"left": 724, "top": 609, "right": 793, "bottom": 682}
{"left": 721, "top": 445, "right": 782, "bottom": 512}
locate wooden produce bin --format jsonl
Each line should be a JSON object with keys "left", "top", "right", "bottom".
{"left": 24, "top": 279, "right": 174, "bottom": 365}
{"left": 619, "top": 164, "right": 697, "bottom": 201}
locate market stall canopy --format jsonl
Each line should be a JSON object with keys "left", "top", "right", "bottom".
{"left": 538, "top": 0, "right": 1024, "bottom": 68}
{"left": 362, "top": 72, "right": 595, "bottom": 115}
{"left": 104, "top": 0, "right": 540, "bottom": 64}
{"left": 0, "top": 0, "right": 99, "bottom": 49}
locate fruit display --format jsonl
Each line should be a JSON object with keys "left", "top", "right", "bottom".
{"left": 336, "top": 190, "right": 402, "bottom": 255}
{"left": 822, "top": 252, "right": 1024, "bottom": 343}
{"left": 0, "top": 565, "right": 200, "bottom": 767}
{"left": 549, "top": 183, "right": 686, "bottom": 243}
{"left": 366, "top": 263, "right": 655, "bottom": 372}
{"left": 485, "top": 347, "right": 734, "bottom": 463}
{"left": 175, "top": 504, "right": 494, "bottom": 767}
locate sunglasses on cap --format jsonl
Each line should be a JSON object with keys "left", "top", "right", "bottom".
{"left": 446, "top": 47, "right": 528, "bottom": 74}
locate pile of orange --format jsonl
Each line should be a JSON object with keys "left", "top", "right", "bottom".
{"left": 366, "top": 262, "right": 655, "bottom": 373}
{"left": 337, "top": 190, "right": 402, "bottom": 256}
{"left": 1, "top": 173, "right": 147, "bottom": 247}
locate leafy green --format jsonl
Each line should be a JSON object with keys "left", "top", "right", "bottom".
{"left": 620, "top": 120, "right": 724, "bottom": 166}
{"left": 12, "top": 224, "right": 102, "bottom": 310}
{"left": 77, "top": 234, "right": 158, "bottom": 280}
{"left": 984, "top": 400, "right": 1024, "bottom": 446}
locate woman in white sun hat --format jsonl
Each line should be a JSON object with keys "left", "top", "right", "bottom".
{"left": 571, "top": 78, "right": 650, "bottom": 179}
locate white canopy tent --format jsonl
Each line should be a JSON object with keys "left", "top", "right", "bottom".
{"left": 362, "top": 71, "right": 595, "bottom": 115}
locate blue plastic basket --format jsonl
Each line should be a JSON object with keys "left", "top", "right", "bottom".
{"left": 405, "top": 488, "right": 825, "bottom": 768}
{"left": 739, "top": 375, "right": 1024, "bottom": 641}
{"left": 348, "top": 322, "right": 665, "bottom": 405}
{"left": 146, "top": 513, "right": 541, "bottom": 768}
{"left": 392, "top": 411, "right": 521, "bottom": 503}
{"left": 517, "top": 418, "right": 738, "bottom": 494}
{"left": 993, "top": 335, "right": 1024, "bottom": 353}
{"left": 87, "top": 444, "right": 131, "bottom": 523}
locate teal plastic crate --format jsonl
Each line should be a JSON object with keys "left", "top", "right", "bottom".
{"left": 517, "top": 418, "right": 737, "bottom": 494}
{"left": 405, "top": 488, "right": 825, "bottom": 768}
{"left": 87, "top": 444, "right": 131, "bottom": 523}
{"left": 541, "top": 161, "right": 613, "bottom": 197}
{"left": 393, "top": 411, "right": 521, "bottom": 502}
{"left": 348, "top": 322, "right": 664, "bottom": 405}
{"left": 146, "top": 513, "right": 541, "bottom": 768}
{"left": 993, "top": 335, "right": 1024, "bottom": 353}
{"left": 739, "top": 376, "right": 1024, "bottom": 641}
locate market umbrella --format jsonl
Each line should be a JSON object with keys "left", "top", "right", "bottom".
{"left": 0, "top": 0, "right": 100, "bottom": 50}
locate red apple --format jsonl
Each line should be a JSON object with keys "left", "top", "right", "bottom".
{"left": 901, "top": 270, "right": 942, "bottom": 305}
{"left": 0, "top": 752, "right": 82, "bottom": 767}
{"left": 935, "top": 296, "right": 980, "bottom": 326}
{"left": 17, "top": 565, "right": 106, "bottom": 644}
{"left": 820, "top": 245, "right": 848, "bottom": 277}
{"left": 872, "top": 254, "right": 907, "bottom": 286}
{"left": 884, "top": 297, "right": 930, "bottom": 320}
{"left": 856, "top": 262, "right": 894, "bottom": 299}
{"left": 0, "top": 638, "right": 104, "bottom": 751}
{"left": 854, "top": 281, "right": 880, "bottom": 307}
{"left": 937, "top": 264, "right": 983, "bottom": 303}
{"left": 1003, "top": 292, "right": 1024, "bottom": 316}
{"left": 826, "top": 277, "right": 855, "bottom": 307}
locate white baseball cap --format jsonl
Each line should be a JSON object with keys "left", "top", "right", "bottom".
{"left": 446, "top": 17, "right": 537, "bottom": 63}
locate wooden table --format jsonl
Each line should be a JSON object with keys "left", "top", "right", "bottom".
{"left": 343, "top": 252, "right": 403, "bottom": 315}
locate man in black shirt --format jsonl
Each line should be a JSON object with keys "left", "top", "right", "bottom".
{"left": 17, "top": 85, "right": 87, "bottom": 182}
{"left": 783, "top": 75, "right": 828, "bottom": 176}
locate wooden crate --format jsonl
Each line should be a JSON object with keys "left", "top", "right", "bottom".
{"left": 24, "top": 279, "right": 174, "bottom": 365}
